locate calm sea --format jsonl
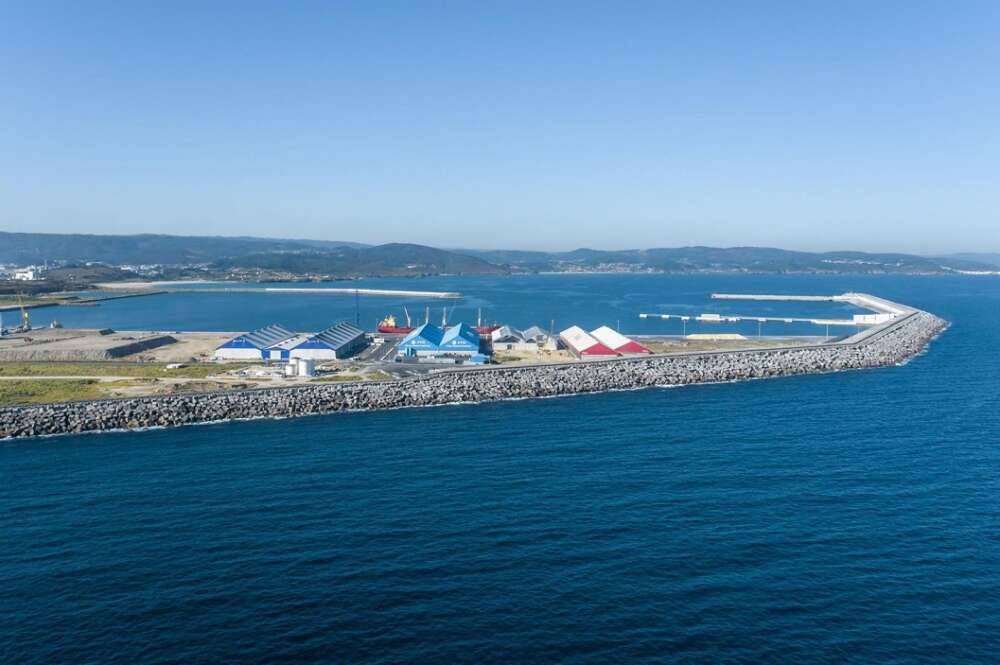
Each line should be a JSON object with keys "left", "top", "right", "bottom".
{"left": 2, "top": 274, "right": 999, "bottom": 663}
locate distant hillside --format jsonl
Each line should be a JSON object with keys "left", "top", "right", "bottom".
{"left": 945, "top": 253, "right": 1000, "bottom": 269}
{"left": 460, "top": 246, "right": 996, "bottom": 274}
{"left": 0, "top": 232, "right": 367, "bottom": 265}
{"left": 213, "top": 243, "right": 507, "bottom": 277}
{"left": 0, "top": 263, "right": 140, "bottom": 296}
{"left": 1, "top": 231, "right": 994, "bottom": 277}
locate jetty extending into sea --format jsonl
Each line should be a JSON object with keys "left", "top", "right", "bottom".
{"left": 0, "top": 294, "right": 947, "bottom": 440}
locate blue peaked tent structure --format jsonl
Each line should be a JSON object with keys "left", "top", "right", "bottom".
{"left": 397, "top": 323, "right": 487, "bottom": 363}
{"left": 397, "top": 323, "right": 444, "bottom": 356}
{"left": 439, "top": 323, "right": 481, "bottom": 353}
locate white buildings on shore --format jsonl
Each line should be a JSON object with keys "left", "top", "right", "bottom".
{"left": 11, "top": 266, "right": 43, "bottom": 281}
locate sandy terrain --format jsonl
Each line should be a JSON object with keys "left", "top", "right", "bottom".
{"left": 126, "top": 332, "right": 237, "bottom": 362}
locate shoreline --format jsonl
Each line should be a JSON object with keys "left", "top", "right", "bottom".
{"left": 94, "top": 282, "right": 461, "bottom": 298}
{"left": 0, "top": 308, "right": 947, "bottom": 440}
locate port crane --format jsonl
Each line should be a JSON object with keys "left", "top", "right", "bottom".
{"left": 14, "top": 293, "right": 31, "bottom": 333}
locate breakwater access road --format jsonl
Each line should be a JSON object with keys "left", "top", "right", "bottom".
{"left": 0, "top": 302, "right": 947, "bottom": 440}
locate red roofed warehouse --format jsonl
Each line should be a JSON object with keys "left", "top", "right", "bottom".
{"left": 558, "top": 326, "right": 618, "bottom": 358}
{"left": 590, "top": 326, "right": 651, "bottom": 354}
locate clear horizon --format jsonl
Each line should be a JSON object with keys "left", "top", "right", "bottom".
{"left": 2, "top": 2, "right": 999, "bottom": 254}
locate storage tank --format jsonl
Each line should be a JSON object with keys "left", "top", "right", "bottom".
{"left": 297, "top": 358, "right": 316, "bottom": 377}
{"left": 284, "top": 362, "right": 297, "bottom": 377}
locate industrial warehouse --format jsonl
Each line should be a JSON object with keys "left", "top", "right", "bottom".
{"left": 590, "top": 326, "right": 651, "bottom": 354}
{"left": 212, "top": 316, "right": 650, "bottom": 367}
{"left": 559, "top": 325, "right": 651, "bottom": 358}
{"left": 490, "top": 325, "right": 553, "bottom": 352}
{"left": 214, "top": 321, "right": 367, "bottom": 361}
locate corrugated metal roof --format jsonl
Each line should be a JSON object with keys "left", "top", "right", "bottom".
{"left": 303, "top": 320, "right": 365, "bottom": 349}
{"left": 268, "top": 334, "right": 311, "bottom": 350}
{"left": 491, "top": 325, "right": 524, "bottom": 343}
{"left": 522, "top": 326, "right": 548, "bottom": 342}
{"left": 243, "top": 324, "right": 297, "bottom": 349}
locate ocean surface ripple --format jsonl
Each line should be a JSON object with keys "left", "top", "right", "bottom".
{"left": 2, "top": 274, "right": 999, "bottom": 663}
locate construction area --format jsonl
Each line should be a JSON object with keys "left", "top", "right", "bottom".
{"left": 0, "top": 328, "right": 178, "bottom": 361}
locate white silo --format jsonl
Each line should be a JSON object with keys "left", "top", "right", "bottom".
{"left": 297, "top": 358, "right": 316, "bottom": 377}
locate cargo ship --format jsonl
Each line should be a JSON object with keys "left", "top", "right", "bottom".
{"left": 377, "top": 312, "right": 415, "bottom": 335}
{"left": 473, "top": 308, "right": 500, "bottom": 336}
{"left": 474, "top": 323, "right": 501, "bottom": 335}
{"left": 378, "top": 306, "right": 501, "bottom": 336}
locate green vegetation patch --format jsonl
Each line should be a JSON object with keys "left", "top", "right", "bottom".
{"left": 0, "top": 296, "right": 68, "bottom": 308}
{"left": 310, "top": 374, "right": 363, "bottom": 382}
{"left": 0, "top": 379, "right": 107, "bottom": 406}
{"left": 364, "top": 370, "right": 395, "bottom": 381}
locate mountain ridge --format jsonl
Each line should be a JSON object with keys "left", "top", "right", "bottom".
{"left": 1, "top": 231, "right": 996, "bottom": 276}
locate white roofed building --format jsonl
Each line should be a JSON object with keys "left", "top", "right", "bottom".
{"left": 590, "top": 326, "right": 651, "bottom": 354}
{"left": 558, "top": 326, "right": 618, "bottom": 358}
{"left": 490, "top": 325, "right": 545, "bottom": 353}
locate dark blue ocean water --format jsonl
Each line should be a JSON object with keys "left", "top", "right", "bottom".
{"left": 3, "top": 274, "right": 1000, "bottom": 663}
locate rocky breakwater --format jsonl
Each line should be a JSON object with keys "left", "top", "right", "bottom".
{"left": 1, "top": 311, "right": 947, "bottom": 440}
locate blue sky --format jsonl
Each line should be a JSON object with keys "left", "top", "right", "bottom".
{"left": 2, "top": 1, "right": 998, "bottom": 252}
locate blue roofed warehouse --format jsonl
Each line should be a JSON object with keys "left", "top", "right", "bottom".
{"left": 214, "top": 324, "right": 298, "bottom": 360}
{"left": 289, "top": 321, "right": 367, "bottom": 360}
{"left": 214, "top": 321, "right": 367, "bottom": 361}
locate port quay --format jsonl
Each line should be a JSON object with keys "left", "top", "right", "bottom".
{"left": 0, "top": 293, "right": 947, "bottom": 440}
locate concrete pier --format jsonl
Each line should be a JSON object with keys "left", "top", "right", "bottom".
{"left": 711, "top": 292, "right": 913, "bottom": 316}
